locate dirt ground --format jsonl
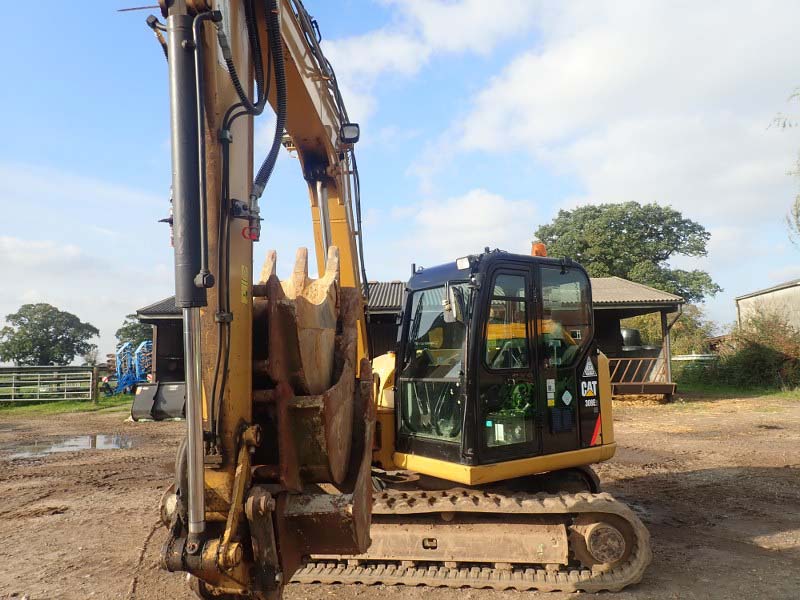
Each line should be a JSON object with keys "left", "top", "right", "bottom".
{"left": 1, "top": 393, "right": 799, "bottom": 600}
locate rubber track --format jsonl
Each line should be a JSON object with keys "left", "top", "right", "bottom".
{"left": 291, "top": 488, "right": 651, "bottom": 592}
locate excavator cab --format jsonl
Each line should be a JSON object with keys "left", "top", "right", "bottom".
{"left": 296, "top": 250, "right": 651, "bottom": 592}
{"left": 393, "top": 250, "right": 614, "bottom": 482}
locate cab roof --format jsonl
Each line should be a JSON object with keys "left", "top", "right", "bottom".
{"left": 406, "top": 250, "right": 576, "bottom": 291}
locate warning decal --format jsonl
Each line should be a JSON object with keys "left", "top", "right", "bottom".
{"left": 582, "top": 360, "right": 597, "bottom": 378}
{"left": 562, "top": 390, "right": 573, "bottom": 406}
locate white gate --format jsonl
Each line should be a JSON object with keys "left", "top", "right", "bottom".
{"left": 0, "top": 366, "right": 94, "bottom": 402}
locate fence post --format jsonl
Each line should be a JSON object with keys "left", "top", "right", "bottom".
{"left": 91, "top": 366, "right": 99, "bottom": 405}
{"left": 661, "top": 310, "right": 672, "bottom": 383}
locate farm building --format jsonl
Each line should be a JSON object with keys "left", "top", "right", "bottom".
{"left": 736, "top": 279, "right": 800, "bottom": 328}
{"left": 137, "top": 276, "right": 683, "bottom": 401}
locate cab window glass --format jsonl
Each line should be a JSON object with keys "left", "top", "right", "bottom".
{"left": 484, "top": 273, "right": 529, "bottom": 370}
{"left": 399, "top": 284, "right": 471, "bottom": 443}
{"left": 540, "top": 267, "right": 592, "bottom": 367}
{"left": 492, "top": 274, "right": 525, "bottom": 297}
{"left": 402, "top": 286, "right": 468, "bottom": 380}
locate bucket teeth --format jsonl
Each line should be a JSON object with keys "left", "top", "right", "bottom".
{"left": 257, "top": 247, "right": 340, "bottom": 395}
{"left": 258, "top": 249, "right": 277, "bottom": 284}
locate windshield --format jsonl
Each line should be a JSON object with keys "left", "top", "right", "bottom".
{"left": 399, "top": 283, "right": 472, "bottom": 442}
{"left": 402, "top": 283, "right": 471, "bottom": 379}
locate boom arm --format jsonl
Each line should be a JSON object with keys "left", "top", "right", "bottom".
{"left": 259, "top": 0, "right": 369, "bottom": 356}
{"left": 155, "top": 1, "right": 374, "bottom": 598}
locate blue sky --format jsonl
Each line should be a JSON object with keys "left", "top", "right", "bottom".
{"left": 1, "top": 0, "right": 799, "bottom": 356}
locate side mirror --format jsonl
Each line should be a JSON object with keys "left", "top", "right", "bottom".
{"left": 443, "top": 284, "right": 463, "bottom": 324}
{"left": 340, "top": 123, "right": 360, "bottom": 145}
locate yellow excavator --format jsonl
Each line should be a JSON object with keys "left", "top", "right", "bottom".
{"left": 149, "top": 1, "right": 651, "bottom": 597}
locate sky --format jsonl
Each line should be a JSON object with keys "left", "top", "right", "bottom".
{"left": 1, "top": 0, "right": 799, "bottom": 357}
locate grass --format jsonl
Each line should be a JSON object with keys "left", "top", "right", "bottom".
{"left": 0, "top": 394, "right": 133, "bottom": 416}
{"left": 675, "top": 380, "right": 800, "bottom": 399}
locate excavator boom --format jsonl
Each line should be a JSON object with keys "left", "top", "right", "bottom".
{"left": 154, "top": 1, "right": 374, "bottom": 597}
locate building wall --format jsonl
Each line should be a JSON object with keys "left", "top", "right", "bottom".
{"left": 738, "top": 286, "right": 800, "bottom": 329}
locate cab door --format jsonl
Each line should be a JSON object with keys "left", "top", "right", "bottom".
{"left": 536, "top": 264, "right": 594, "bottom": 454}
{"left": 475, "top": 266, "right": 540, "bottom": 463}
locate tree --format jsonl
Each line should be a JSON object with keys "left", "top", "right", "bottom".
{"left": 770, "top": 89, "right": 800, "bottom": 245}
{"left": 0, "top": 303, "right": 99, "bottom": 366}
{"left": 82, "top": 348, "right": 99, "bottom": 366}
{"left": 115, "top": 314, "right": 152, "bottom": 348}
{"left": 535, "top": 202, "right": 721, "bottom": 303}
{"left": 788, "top": 196, "right": 800, "bottom": 247}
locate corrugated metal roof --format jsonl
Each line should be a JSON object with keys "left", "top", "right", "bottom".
{"left": 137, "top": 296, "right": 180, "bottom": 318}
{"left": 590, "top": 276, "right": 683, "bottom": 306}
{"left": 137, "top": 276, "right": 681, "bottom": 319}
{"left": 735, "top": 279, "right": 800, "bottom": 302}
{"left": 366, "top": 281, "right": 405, "bottom": 312}
{"left": 137, "top": 282, "right": 408, "bottom": 319}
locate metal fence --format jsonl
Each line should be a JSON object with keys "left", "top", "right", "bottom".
{"left": 608, "top": 356, "right": 668, "bottom": 384}
{"left": 0, "top": 366, "right": 94, "bottom": 402}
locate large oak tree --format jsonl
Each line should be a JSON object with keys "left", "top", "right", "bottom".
{"left": 535, "top": 202, "right": 721, "bottom": 303}
{"left": 0, "top": 303, "right": 99, "bottom": 366}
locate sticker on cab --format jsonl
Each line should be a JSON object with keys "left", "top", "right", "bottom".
{"left": 582, "top": 360, "right": 597, "bottom": 378}
{"left": 581, "top": 379, "right": 598, "bottom": 398}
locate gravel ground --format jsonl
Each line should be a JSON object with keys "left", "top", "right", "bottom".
{"left": 1, "top": 393, "right": 798, "bottom": 599}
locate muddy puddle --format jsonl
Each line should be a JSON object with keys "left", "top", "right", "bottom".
{"left": 2, "top": 434, "right": 135, "bottom": 459}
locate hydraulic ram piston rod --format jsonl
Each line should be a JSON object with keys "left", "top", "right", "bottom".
{"left": 182, "top": 307, "right": 205, "bottom": 535}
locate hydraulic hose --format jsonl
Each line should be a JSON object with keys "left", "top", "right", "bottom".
{"left": 192, "top": 11, "right": 220, "bottom": 290}
{"left": 244, "top": 0, "right": 266, "bottom": 112}
{"left": 215, "top": 0, "right": 265, "bottom": 115}
{"left": 251, "top": 0, "right": 286, "bottom": 201}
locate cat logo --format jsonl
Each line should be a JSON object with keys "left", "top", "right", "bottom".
{"left": 581, "top": 380, "right": 598, "bottom": 398}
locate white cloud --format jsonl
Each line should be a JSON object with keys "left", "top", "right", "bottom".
{"left": 454, "top": 1, "right": 800, "bottom": 226}
{"left": 545, "top": 114, "right": 798, "bottom": 225}
{"left": 0, "top": 163, "right": 175, "bottom": 358}
{"left": 0, "top": 162, "right": 161, "bottom": 208}
{"left": 364, "top": 189, "right": 537, "bottom": 278}
{"left": 398, "top": 0, "right": 800, "bottom": 324}
{"left": 384, "top": 0, "right": 539, "bottom": 55}
{"left": 0, "top": 235, "right": 172, "bottom": 361}
{"left": 322, "top": 0, "right": 539, "bottom": 122}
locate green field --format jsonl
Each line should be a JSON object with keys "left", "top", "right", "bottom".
{"left": 0, "top": 394, "right": 133, "bottom": 416}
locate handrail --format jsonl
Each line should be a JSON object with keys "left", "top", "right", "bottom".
{"left": 607, "top": 357, "right": 668, "bottom": 383}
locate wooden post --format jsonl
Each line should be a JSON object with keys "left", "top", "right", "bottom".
{"left": 151, "top": 324, "right": 158, "bottom": 382}
{"left": 661, "top": 310, "right": 672, "bottom": 383}
{"left": 91, "top": 365, "right": 99, "bottom": 405}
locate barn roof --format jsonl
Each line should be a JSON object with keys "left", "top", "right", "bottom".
{"left": 137, "top": 281, "right": 408, "bottom": 320}
{"left": 735, "top": 279, "right": 800, "bottom": 302}
{"left": 366, "top": 281, "right": 405, "bottom": 313}
{"left": 136, "top": 296, "right": 181, "bottom": 319}
{"left": 138, "top": 276, "right": 682, "bottom": 321}
{"left": 590, "top": 276, "right": 683, "bottom": 307}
